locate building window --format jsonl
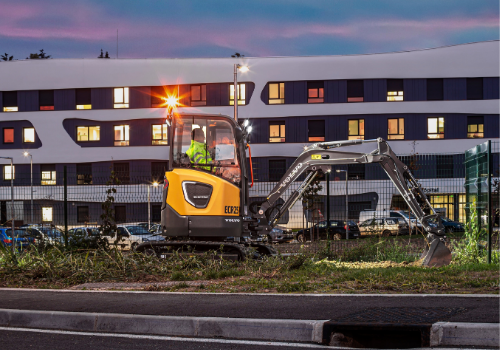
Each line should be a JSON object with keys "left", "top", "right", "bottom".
{"left": 427, "top": 78, "right": 443, "bottom": 101}
{"left": 427, "top": 117, "right": 444, "bottom": 139}
{"left": 348, "top": 119, "right": 365, "bottom": 140}
{"left": 436, "top": 155, "right": 454, "bottom": 179}
{"left": 268, "top": 83, "right": 285, "bottom": 104}
{"left": 3, "top": 165, "right": 14, "bottom": 180}
{"left": 114, "top": 125, "right": 129, "bottom": 146}
{"left": 77, "top": 206, "right": 90, "bottom": 223}
{"left": 115, "top": 206, "right": 126, "bottom": 223}
{"left": 41, "top": 164, "right": 56, "bottom": 185}
{"left": 190, "top": 85, "right": 207, "bottom": 106}
{"left": 113, "top": 162, "right": 130, "bottom": 185}
{"left": 269, "top": 159, "right": 287, "bottom": 182}
{"left": 113, "top": 87, "right": 129, "bottom": 108}
{"left": 307, "top": 82, "right": 324, "bottom": 103}
{"left": 152, "top": 205, "right": 161, "bottom": 222}
{"left": 42, "top": 207, "right": 53, "bottom": 222}
{"left": 348, "top": 164, "right": 365, "bottom": 180}
{"left": 77, "top": 126, "right": 100, "bottom": 142}
{"left": 39, "top": 90, "right": 54, "bottom": 110}
{"left": 229, "top": 83, "right": 245, "bottom": 105}
{"left": 387, "top": 79, "right": 404, "bottom": 101}
{"left": 467, "top": 116, "right": 484, "bottom": 138}
{"left": 308, "top": 120, "right": 325, "bottom": 142}
{"left": 152, "top": 161, "right": 168, "bottom": 183}
{"left": 347, "top": 80, "right": 364, "bottom": 102}
{"left": 430, "top": 194, "right": 455, "bottom": 220}
{"left": 152, "top": 124, "right": 168, "bottom": 145}
{"left": 151, "top": 86, "right": 165, "bottom": 107}
{"left": 76, "top": 163, "right": 92, "bottom": 185}
{"left": 23, "top": 128, "right": 35, "bottom": 143}
{"left": 269, "top": 121, "right": 285, "bottom": 142}
{"left": 76, "top": 88, "right": 92, "bottom": 109}
{"left": 467, "top": 78, "right": 483, "bottom": 100}
{"left": 2, "top": 91, "right": 18, "bottom": 112}
{"left": 3, "top": 128, "right": 14, "bottom": 143}
{"left": 387, "top": 118, "right": 404, "bottom": 140}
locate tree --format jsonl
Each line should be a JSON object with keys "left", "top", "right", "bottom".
{"left": 1, "top": 53, "right": 13, "bottom": 61}
{"left": 231, "top": 52, "right": 244, "bottom": 58}
{"left": 27, "top": 49, "right": 51, "bottom": 59}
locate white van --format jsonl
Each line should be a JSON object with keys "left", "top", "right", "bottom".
{"left": 358, "top": 210, "right": 422, "bottom": 231}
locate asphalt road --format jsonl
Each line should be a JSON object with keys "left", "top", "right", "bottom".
{"left": 0, "top": 328, "right": 328, "bottom": 350}
{"left": 0, "top": 290, "right": 497, "bottom": 323}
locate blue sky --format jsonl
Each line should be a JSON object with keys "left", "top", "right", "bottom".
{"left": 0, "top": 0, "right": 498, "bottom": 59}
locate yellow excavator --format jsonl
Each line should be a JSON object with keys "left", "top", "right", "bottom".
{"left": 137, "top": 112, "right": 452, "bottom": 267}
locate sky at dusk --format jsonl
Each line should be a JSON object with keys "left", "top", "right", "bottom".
{"left": 0, "top": 0, "right": 498, "bottom": 59}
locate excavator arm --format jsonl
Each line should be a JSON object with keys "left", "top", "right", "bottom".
{"left": 250, "top": 138, "right": 451, "bottom": 267}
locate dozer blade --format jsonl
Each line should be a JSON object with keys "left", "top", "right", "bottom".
{"left": 420, "top": 238, "right": 452, "bottom": 267}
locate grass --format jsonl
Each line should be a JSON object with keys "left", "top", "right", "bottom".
{"left": 0, "top": 240, "right": 498, "bottom": 294}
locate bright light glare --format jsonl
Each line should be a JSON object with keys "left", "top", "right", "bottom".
{"left": 152, "top": 182, "right": 159, "bottom": 187}
{"left": 243, "top": 119, "right": 249, "bottom": 127}
{"left": 238, "top": 66, "right": 249, "bottom": 72}
{"left": 23, "top": 152, "right": 29, "bottom": 157}
{"left": 163, "top": 95, "right": 179, "bottom": 108}
{"left": 247, "top": 126, "right": 252, "bottom": 133}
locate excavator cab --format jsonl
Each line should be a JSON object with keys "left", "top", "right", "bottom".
{"left": 161, "top": 114, "right": 249, "bottom": 241}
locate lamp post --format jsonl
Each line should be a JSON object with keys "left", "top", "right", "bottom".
{"left": 336, "top": 169, "right": 349, "bottom": 239}
{"left": 23, "top": 152, "right": 33, "bottom": 224}
{"left": 1, "top": 157, "right": 15, "bottom": 255}
{"left": 148, "top": 182, "right": 159, "bottom": 231}
{"left": 233, "top": 64, "right": 248, "bottom": 122}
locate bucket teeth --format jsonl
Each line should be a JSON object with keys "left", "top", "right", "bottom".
{"left": 421, "top": 236, "right": 452, "bottom": 267}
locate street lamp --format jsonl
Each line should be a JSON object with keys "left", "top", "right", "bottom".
{"left": 148, "top": 182, "right": 159, "bottom": 231}
{"left": 336, "top": 169, "right": 349, "bottom": 239}
{"left": 233, "top": 64, "right": 248, "bottom": 122}
{"left": 0, "top": 156, "right": 15, "bottom": 255}
{"left": 23, "top": 152, "right": 33, "bottom": 224}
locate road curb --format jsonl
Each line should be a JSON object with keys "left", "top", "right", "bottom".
{"left": 430, "top": 321, "right": 500, "bottom": 347}
{"left": 0, "top": 308, "right": 326, "bottom": 344}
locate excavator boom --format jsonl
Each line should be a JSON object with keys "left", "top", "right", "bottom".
{"left": 251, "top": 138, "right": 451, "bottom": 267}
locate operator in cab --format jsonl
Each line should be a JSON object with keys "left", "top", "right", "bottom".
{"left": 186, "top": 128, "right": 212, "bottom": 170}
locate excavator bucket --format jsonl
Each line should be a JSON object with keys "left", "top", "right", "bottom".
{"left": 420, "top": 238, "right": 452, "bottom": 267}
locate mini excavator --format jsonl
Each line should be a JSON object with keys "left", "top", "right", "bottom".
{"left": 136, "top": 113, "right": 452, "bottom": 267}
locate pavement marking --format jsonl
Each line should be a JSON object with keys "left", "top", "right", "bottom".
{"left": 0, "top": 288, "right": 497, "bottom": 297}
{"left": 0, "top": 327, "right": 329, "bottom": 348}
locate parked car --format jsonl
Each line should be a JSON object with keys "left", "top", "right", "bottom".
{"left": 296, "top": 220, "right": 360, "bottom": 242}
{"left": 265, "top": 226, "right": 294, "bottom": 244}
{"left": 439, "top": 217, "right": 465, "bottom": 233}
{"left": 358, "top": 217, "right": 409, "bottom": 237}
{"left": 0, "top": 228, "right": 30, "bottom": 249}
{"left": 68, "top": 227, "right": 103, "bottom": 247}
{"left": 103, "top": 225, "right": 165, "bottom": 251}
{"left": 22, "top": 226, "right": 65, "bottom": 245}
{"left": 359, "top": 210, "right": 422, "bottom": 232}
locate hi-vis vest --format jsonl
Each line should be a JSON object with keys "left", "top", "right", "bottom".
{"left": 186, "top": 140, "right": 212, "bottom": 170}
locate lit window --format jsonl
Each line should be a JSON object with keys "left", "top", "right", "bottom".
{"left": 269, "top": 122, "right": 285, "bottom": 142}
{"left": 347, "top": 80, "right": 364, "bottom": 102}
{"left": 114, "top": 125, "right": 130, "bottom": 146}
{"left": 3, "top": 107, "right": 18, "bottom": 112}
{"left": 152, "top": 124, "right": 168, "bottom": 145}
{"left": 348, "top": 119, "right": 365, "bottom": 140}
{"left": 307, "top": 82, "right": 324, "bottom": 103}
{"left": 467, "top": 116, "right": 484, "bottom": 138}
{"left": 23, "top": 128, "right": 35, "bottom": 143}
{"left": 42, "top": 207, "right": 53, "bottom": 222}
{"left": 41, "top": 171, "right": 56, "bottom": 185}
{"left": 427, "top": 117, "right": 445, "bottom": 139}
{"left": 3, "top": 91, "right": 18, "bottom": 112}
{"left": 190, "top": 85, "right": 206, "bottom": 106}
{"left": 308, "top": 120, "right": 325, "bottom": 142}
{"left": 77, "top": 126, "right": 100, "bottom": 141}
{"left": 76, "top": 105, "right": 92, "bottom": 110}
{"left": 76, "top": 88, "right": 92, "bottom": 109}
{"left": 39, "top": 90, "right": 54, "bottom": 110}
{"left": 387, "top": 118, "right": 404, "bottom": 140}
{"left": 113, "top": 87, "right": 129, "bottom": 108}
{"left": 269, "top": 83, "right": 285, "bottom": 104}
{"left": 387, "top": 79, "right": 404, "bottom": 101}
{"left": 3, "top": 165, "right": 14, "bottom": 180}
{"left": 229, "top": 84, "right": 245, "bottom": 105}
{"left": 3, "top": 128, "right": 14, "bottom": 143}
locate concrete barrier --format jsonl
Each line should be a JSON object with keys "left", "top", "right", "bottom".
{"left": 430, "top": 322, "right": 500, "bottom": 347}
{"left": 0, "top": 308, "right": 326, "bottom": 343}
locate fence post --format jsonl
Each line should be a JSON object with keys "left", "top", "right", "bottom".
{"left": 326, "top": 171, "right": 331, "bottom": 255}
{"left": 64, "top": 166, "right": 68, "bottom": 247}
{"left": 487, "top": 140, "right": 492, "bottom": 264}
